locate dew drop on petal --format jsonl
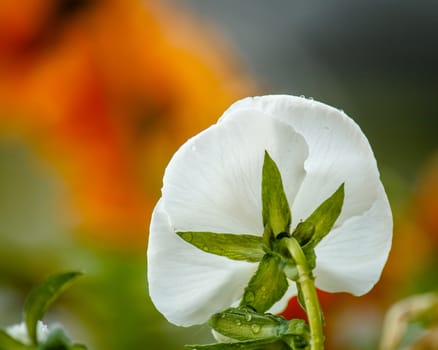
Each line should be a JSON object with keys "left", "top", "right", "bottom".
{"left": 245, "top": 314, "right": 252, "bottom": 322}
{"left": 191, "top": 145, "right": 197, "bottom": 151}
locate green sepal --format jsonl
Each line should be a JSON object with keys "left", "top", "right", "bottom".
{"left": 262, "top": 151, "right": 292, "bottom": 239}
{"left": 302, "top": 247, "right": 316, "bottom": 271}
{"left": 271, "top": 239, "right": 297, "bottom": 281}
{"left": 296, "top": 284, "right": 306, "bottom": 313}
{"left": 24, "top": 271, "right": 83, "bottom": 345}
{"left": 177, "top": 232, "right": 265, "bottom": 262}
{"left": 291, "top": 222, "right": 315, "bottom": 246}
{"left": 184, "top": 338, "right": 290, "bottom": 350}
{"left": 301, "top": 183, "right": 345, "bottom": 248}
{"left": 240, "top": 254, "right": 288, "bottom": 313}
{"left": 0, "top": 329, "right": 34, "bottom": 350}
{"left": 262, "top": 225, "right": 274, "bottom": 252}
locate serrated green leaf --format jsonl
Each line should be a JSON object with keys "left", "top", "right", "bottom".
{"left": 240, "top": 254, "right": 288, "bottom": 313}
{"left": 0, "top": 329, "right": 33, "bottom": 350}
{"left": 177, "top": 232, "right": 265, "bottom": 262}
{"left": 209, "top": 307, "right": 289, "bottom": 341}
{"left": 262, "top": 151, "right": 291, "bottom": 239}
{"left": 24, "top": 272, "right": 83, "bottom": 345}
{"left": 184, "top": 337, "right": 289, "bottom": 350}
{"left": 303, "top": 183, "right": 344, "bottom": 248}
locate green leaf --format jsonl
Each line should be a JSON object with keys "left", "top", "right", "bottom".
{"left": 240, "top": 254, "right": 288, "bottom": 313}
{"left": 303, "top": 183, "right": 344, "bottom": 248}
{"left": 177, "top": 232, "right": 265, "bottom": 262}
{"left": 24, "top": 271, "right": 83, "bottom": 345}
{"left": 209, "top": 307, "right": 290, "bottom": 341}
{"left": 69, "top": 345, "right": 87, "bottom": 350}
{"left": 262, "top": 151, "right": 291, "bottom": 239}
{"left": 184, "top": 338, "right": 290, "bottom": 350}
{"left": 0, "top": 329, "right": 33, "bottom": 350}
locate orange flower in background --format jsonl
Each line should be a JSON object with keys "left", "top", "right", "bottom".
{"left": 413, "top": 153, "right": 438, "bottom": 240}
{"left": 0, "top": 0, "right": 253, "bottom": 249}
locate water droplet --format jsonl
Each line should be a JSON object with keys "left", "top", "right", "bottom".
{"left": 245, "top": 314, "right": 252, "bottom": 322}
{"left": 251, "top": 324, "right": 261, "bottom": 334}
{"left": 308, "top": 96, "right": 314, "bottom": 101}
{"left": 299, "top": 95, "right": 305, "bottom": 98}
{"left": 203, "top": 246, "right": 209, "bottom": 252}
{"left": 191, "top": 145, "right": 197, "bottom": 151}
{"left": 235, "top": 320, "right": 242, "bottom": 326}
{"left": 245, "top": 292, "right": 255, "bottom": 303}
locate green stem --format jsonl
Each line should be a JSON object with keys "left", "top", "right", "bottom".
{"left": 284, "top": 237, "right": 324, "bottom": 350}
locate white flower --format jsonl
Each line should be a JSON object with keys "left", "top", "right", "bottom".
{"left": 147, "top": 95, "right": 392, "bottom": 326}
{"left": 6, "top": 321, "right": 49, "bottom": 345}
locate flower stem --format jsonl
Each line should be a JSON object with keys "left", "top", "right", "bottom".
{"left": 284, "top": 237, "right": 324, "bottom": 350}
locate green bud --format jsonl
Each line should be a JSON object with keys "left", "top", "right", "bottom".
{"left": 209, "top": 307, "right": 289, "bottom": 341}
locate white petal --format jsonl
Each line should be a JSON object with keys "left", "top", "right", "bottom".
{"left": 162, "top": 108, "right": 309, "bottom": 234}
{"left": 313, "top": 184, "right": 392, "bottom": 295}
{"left": 221, "top": 95, "right": 381, "bottom": 228}
{"left": 6, "top": 321, "right": 49, "bottom": 345}
{"left": 147, "top": 199, "right": 258, "bottom": 326}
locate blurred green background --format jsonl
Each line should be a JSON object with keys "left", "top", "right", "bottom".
{"left": 0, "top": 1, "right": 437, "bottom": 349}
